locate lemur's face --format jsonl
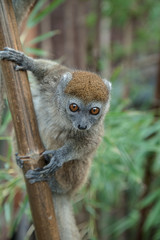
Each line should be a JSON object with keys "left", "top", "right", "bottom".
{"left": 65, "top": 97, "right": 104, "bottom": 131}
{"left": 56, "top": 71, "right": 111, "bottom": 130}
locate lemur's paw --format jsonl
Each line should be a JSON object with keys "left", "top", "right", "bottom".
{"left": 25, "top": 169, "right": 49, "bottom": 183}
{"left": 15, "top": 153, "right": 32, "bottom": 169}
{"left": 0, "top": 47, "right": 27, "bottom": 70}
{"left": 15, "top": 153, "right": 24, "bottom": 168}
{"left": 25, "top": 151, "right": 63, "bottom": 183}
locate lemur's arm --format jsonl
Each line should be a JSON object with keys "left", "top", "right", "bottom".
{"left": 0, "top": 47, "right": 54, "bottom": 76}
{"left": 0, "top": 47, "right": 70, "bottom": 83}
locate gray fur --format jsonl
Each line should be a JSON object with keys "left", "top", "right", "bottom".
{"left": 103, "top": 78, "right": 112, "bottom": 91}
{"left": 0, "top": 47, "right": 111, "bottom": 239}
{"left": 53, "top": 194, "right": 81, "bottom": 240}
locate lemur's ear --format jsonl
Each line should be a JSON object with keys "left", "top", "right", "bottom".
{"left": 103, "top": 79, "right": 112, "bottom": 92}
{"left": 60, "top": 72, "right": 72, "bottom": 90}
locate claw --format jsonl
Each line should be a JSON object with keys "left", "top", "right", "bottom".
{"left": 14, "top": 65, "right": 25, "bottom": 71}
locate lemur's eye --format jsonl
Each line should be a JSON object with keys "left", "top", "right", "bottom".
{"left": 69, "top": 103, "right": 79, "bottom": 112}
{"left": 90, "top": 107, "right": 100, "bottom": 115}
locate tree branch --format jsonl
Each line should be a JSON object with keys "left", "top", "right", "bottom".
{"left": 0, "top": 1, "right": 59, "bottom": 239}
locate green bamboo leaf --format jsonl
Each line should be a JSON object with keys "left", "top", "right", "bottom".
{"left": 106, "top": 211, "right": 139, "bottom": 236}
{"left": 154, "top": 228, "right": 160, "bottom": 240}
{"left": 28, "top": 30, "right": 60, "bottom": 46}
{"left": 139, "top": 189, "right": 160, "bottom": 209}
{"left": 0, "top": 109, "right": 11, "bottom": 135}
{"left": 27, "top": 0, "right": 65, "bottom": 28}
{"left": 144, "top": 202, "right": 160, "bottom": 231}
{"left": 4, "top": 203, "right": 11, "bottom": 224}
{"left": 0, "top": 136, "right": 12, "bottom": 141}
{"left": 10, "top": 195, "right": 28, "bottom": 237}
{"left": 24, "top": 47, "right": 48, "bottom": 57}
{"left": 27, "top": 0, "right": 47, "bottom": 27}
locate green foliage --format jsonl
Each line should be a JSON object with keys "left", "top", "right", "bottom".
{"left": 1, "top": 0, "right": 160, "bottom": 239}
{"left": 4, "top": 102, "right": 160, "bottom": 239}
{"left": 27, "top": 0, "right": 65, "bottom": 28}
{"left": 0, "top": 107, "right": 29, "bottom": 238}
{"left": 79, "top": 103, "right": 160, "bottom": 239}
{"left": 27, "top": 30, "right": 60, "bottom": 46}
{"left": 101, "top": 0, "right": 160, "bottom": 61}
{"left": 21, "top": 0, "right": 63, "bottom": 57}
{"left": 86, "top": 12, "right": 97, "bottom": 27}
{"left": 103, "top": 0, "right": 136, "bottom": 26}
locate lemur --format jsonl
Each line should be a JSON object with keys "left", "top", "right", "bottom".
{"left": 0, "top": 1, "right": 111, "bottom": 239}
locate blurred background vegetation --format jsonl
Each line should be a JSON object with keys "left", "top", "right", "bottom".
{"left": 1, "top": 0, "right": 160, "bottom": 239}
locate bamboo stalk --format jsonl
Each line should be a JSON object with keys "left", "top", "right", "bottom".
{"left": 0, "top": 1, "right": 60, "bottom": 239}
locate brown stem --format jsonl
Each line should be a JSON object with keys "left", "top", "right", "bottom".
{"left": 93, "top": 0, "right": 101, "bottom": 73}
{"left": 136, "top": 152, "right": 155, "bottom": 240}
{"left": 0, "top": 1, "right": 59, "bottom": 239}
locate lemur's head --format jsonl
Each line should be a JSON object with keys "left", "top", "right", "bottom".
{"left": 57, "top": 71, "right": 111, "bottom": 131}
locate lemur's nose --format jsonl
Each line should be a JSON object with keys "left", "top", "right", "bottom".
{"left": 78, "top": 125, "right": 87, "bottom": 130}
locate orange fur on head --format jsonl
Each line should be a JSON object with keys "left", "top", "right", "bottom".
{"left": 65, "top": 71, "right": 109, "bottom": 103}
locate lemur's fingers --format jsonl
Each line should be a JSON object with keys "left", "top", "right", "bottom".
{"left": 0, "top": 47, "right": 32, "bottom": 71}
{"left": 26, "top": 169, "right": 44, "bottom": 177}
{"left": 25, "top": 169, "right": 48, "bottom": 184}
{"left": 28, "top": 179, "right": 41, "bottom": 184}
{"left": 0, "top": 47, "right": 23, "bottom": 62}
{"left": 0, "top": 50, "right": 15, "bottom": 60}
{"left": 26, "top": 169, "right": 45, "bottom": 178}
{"left": 25, "top": 164, "right": 52, "bottom": 179}
{"left": 15, "top": 153, "right": 31, "bottom": 169}
{"left": 14, "top": 65, "right": 26, "bottom": 71}
{"left": 25, "top": 153, "right": 63, "bottom": 184}
{"left": 15, "top": 153, "right": 24, "bottom": 169}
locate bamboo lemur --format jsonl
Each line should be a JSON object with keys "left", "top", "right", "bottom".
{"left": 0, "top": 1, "right": 111, "bottom": 239}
